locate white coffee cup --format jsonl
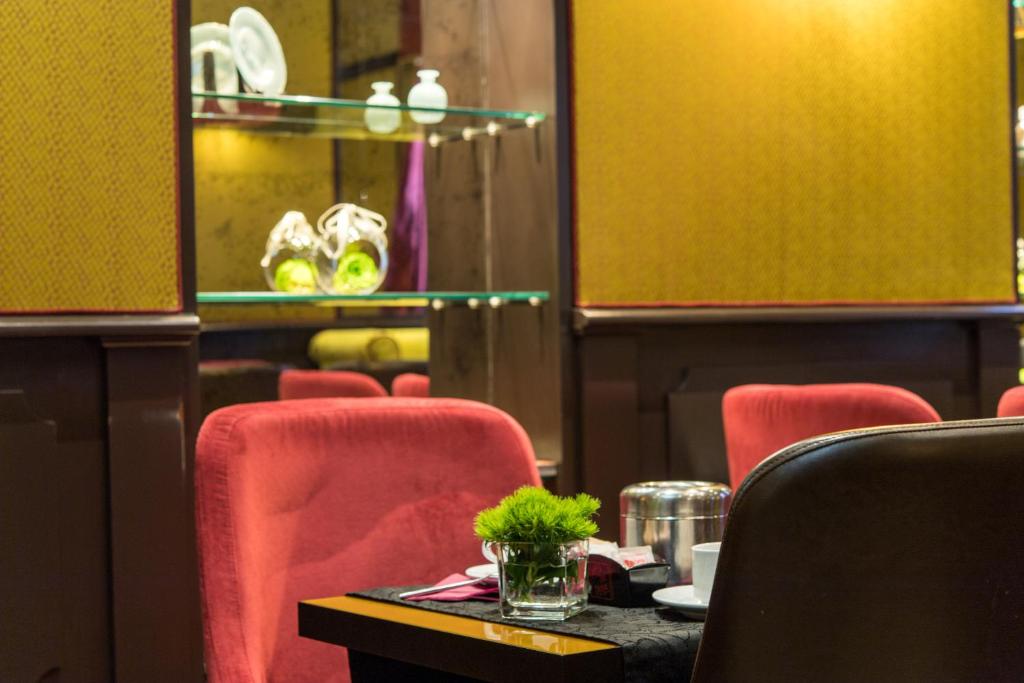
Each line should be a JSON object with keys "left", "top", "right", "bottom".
{"left": 691, "top": 542, "right": 721, "bottom": 604}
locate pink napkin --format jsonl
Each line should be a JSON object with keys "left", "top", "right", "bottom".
{"left": 404, "top": 573, "right": 499, "bottom": 602}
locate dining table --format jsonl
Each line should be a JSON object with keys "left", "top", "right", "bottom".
{"left": 298, "top": 586, "right": 704, "bottom": 683}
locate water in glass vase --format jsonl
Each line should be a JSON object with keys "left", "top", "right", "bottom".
{"left": 495, "top": 540, "right": 589, "bottom": 620}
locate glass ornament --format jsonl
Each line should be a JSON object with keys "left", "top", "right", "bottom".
{"left": 408, "top": 69, "right": 447, "bottom": 124}
{"left": 315, "top": 203, "right": 389, "bottom": 295}
{"left": 364, "top": 82, "right": 401, "bottom": 134}
{"left": 260, "top": 211, "right": 325, "bottom": 294}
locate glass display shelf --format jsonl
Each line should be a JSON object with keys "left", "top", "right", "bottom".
{"left": 197, "top": 291, "right": 549, "bottom": 308}
{"left": 192, "top": 91, "right": 545, "bottom": 143}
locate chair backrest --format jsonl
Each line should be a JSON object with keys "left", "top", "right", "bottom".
{"left": 391, "top": 372, "right": 430, "bottom": 397}
{"left": 195, "top": 398, "right": 541, "bottom": 683}
{"left": 722, "top": 383, "right": 941, "bottom": 488}
{"left": 278, "top": 369, "right": 387, "bottom": 400}
{"left": 997, "top": 385, "right": 1024, "bottom": 417}
{"left": 692, "top": 418, "right": 1024, "bottom": 683}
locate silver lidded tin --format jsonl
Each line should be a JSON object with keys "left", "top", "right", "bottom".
{"left": 619, "top": 481, "right": 732, "bottom": 586}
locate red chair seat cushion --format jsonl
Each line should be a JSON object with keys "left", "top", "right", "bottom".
{"left": 997, "top": 385, "right": 1024, "bottom": 417}
{"left": 196, "top": 398, "right": 541, "bottom": 683}
{"left": 391, "top": 372, "right": 429, "bottom": 397}
{"left": 278, "top": 369, "right": 388, "bottom": 400}
{"left": 723, "top": 383, "right": 941, "bottom": 489}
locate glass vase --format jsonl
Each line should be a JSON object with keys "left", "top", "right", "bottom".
{"left": 493, "top": 540, "right": 589, "bottom": 621}
{"left": 315, "top": 203, "right": 389, "bottom": 295}
{"left": 260, "top": 211, "right": 324, "bottom": 294}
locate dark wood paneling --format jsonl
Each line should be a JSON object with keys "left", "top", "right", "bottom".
{"left": 104, "top": 337, "right": 203, "bottom": 683}
{"left": 422, "top": 0, "right": 491, "bottom": 404}
{"left": 976, "top": 319, "right": 1021, "bottom": 416}
{"left": 0, "top": 314, "right": 200, "bottom": 338}
{"left": 0, "top": 338, "right": 111, "bottom": 682}
{"left": 576, "top": 318, "right": 1021, "bottom": 517}
{"left": 176, "top": 0, "right": 196, "bottom": 315}
{"left": 487, "top": 0, "right": 562, "bottom": 462}
{"left": 575, "top": 305, "right": 1024, "bottom": 330}
{"left": 423, "top": 0, "right": 564, "bottom": 467}
{"left": 555, "top": 0, "right": 579, "bottom": 494}
{"left": 577, "top": 336, "right": 641, "bottom": 514}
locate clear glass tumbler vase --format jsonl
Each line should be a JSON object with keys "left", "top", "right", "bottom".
{"left": 493, "top": 540, "right": 589, "bottom": 621}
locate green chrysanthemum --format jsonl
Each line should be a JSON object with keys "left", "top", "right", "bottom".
{"left": 474, "top": 486, "right": 600, "bottom": 543}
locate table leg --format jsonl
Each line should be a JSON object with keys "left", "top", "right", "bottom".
{"left": 348, "top": 650, "right": 485, "bottom": 682}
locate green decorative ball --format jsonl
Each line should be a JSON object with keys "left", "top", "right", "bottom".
{"left": 274, "top": 258, "right": 319, "bottom": 294}
{"left": 332, "top": 251, "right": 380, "bottom": 293}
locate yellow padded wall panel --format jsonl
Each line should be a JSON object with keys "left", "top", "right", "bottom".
{"left": 572, "top": 0, "right": 1014, "bottom": 306}
{"left": 0, "top": 0, "right": 181, "bottom": 312}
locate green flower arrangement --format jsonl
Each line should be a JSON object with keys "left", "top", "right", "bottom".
{"left": 474, "top": 486, "right": 600, "bottom": 543}
{"left": 475, "top": 487, "right": 599, "bottom": 615}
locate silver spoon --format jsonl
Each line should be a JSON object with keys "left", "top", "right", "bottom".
{"left": 398, "top": 576, "right": 495, "bottom": 599}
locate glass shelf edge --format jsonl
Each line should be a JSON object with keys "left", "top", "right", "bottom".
{"left": 192, "top": 111, "right": 534, "bottom": 144}
{"left": 197, "top": 291, "right": 550, "bottom": 307}
{"left": 191, "top": 91, "right": 546, "bottom": 122}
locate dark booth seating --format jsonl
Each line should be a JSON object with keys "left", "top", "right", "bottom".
{"left": 693, "top": 418, "right": 1024, "bottom": 683}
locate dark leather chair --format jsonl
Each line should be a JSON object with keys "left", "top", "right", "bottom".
{"left": 692, "top": 418, "right": 1024, "bottom": 683}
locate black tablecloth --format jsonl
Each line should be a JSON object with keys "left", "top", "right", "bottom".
{"left": 352, "top": 587, "right": 703, "bottom": 683}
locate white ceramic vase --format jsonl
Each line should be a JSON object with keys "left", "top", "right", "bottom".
{"left": 407, "top": 69, "right": 447, "bottom": 124}
{"left": 364, "top": 81, "right": 401, "bottom": 134}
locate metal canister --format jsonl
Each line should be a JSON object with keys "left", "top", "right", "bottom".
{"left": 619, "top": 481, "right": 732, "bottom": 585}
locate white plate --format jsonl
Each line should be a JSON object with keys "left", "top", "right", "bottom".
{"left": 651, "top": 584, "right": 708, "bottom": 620}
{"left": 465, "top": 563, "right": 498, "bottom": 579}
{"left": 229, "top": 7, "right": 287, "bottom": 95}
{"left": 190, "top": 23, "right": 238, "bottom": 112}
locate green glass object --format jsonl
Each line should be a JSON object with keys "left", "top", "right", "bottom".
{"left": 331, "top": 251, "right": 380, "bottom": 293}
{"left": 274, "top": 258, "right": 319, "bottom": 294}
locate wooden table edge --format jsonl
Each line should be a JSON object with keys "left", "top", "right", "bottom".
{"left": 298, "top": 595, "right": 623, "bottom": 682}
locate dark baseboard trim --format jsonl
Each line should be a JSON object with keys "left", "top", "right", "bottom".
{"left": 574, "top": 305, "right": 1024, "bottom": 332}
{"left": 0, "top": 314, "right": 201, "bottom": 338}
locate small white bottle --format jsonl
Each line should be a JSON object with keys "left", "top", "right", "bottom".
{"left": 408, "top": 69, "right": 448, "bottom": 124}
{"left": 364, "top": 81, "right": 401, "bottom": 134}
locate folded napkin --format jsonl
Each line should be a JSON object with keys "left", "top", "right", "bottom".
{"left": 404, "top": 573, "right": 499, "bottom": 602}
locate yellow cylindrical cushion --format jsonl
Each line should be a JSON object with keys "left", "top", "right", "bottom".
{"left": 309, "top": 328, "right": 429, "bottom": 366}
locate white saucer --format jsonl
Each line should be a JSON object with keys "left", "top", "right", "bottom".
{"left": 229, "top": 7, "right": 287, "bottom": 95}
{"left": 465, "top": 563, "right": 498, "bottom": 579}
{"left": 651, "top": 584, "right": 708, "bottom": 619}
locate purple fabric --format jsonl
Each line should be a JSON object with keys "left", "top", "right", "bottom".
{"left": 388, "top": 141, "right": 428, "bottom": 291}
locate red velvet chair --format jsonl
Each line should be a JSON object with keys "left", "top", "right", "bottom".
{"left": 195, "top": 398, "right": 541, "bottom": 683}
{"left": 997, "top": 385, "right": 1024, "bottom": 417}
{"left": 278, "top": 369, "right": 387, "bottom": 400}
{"left": 391, "top": 372, "right": 430, "bottom": 397}
{"left": 722, "top": 383, "right": 941, "bottom": 489}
